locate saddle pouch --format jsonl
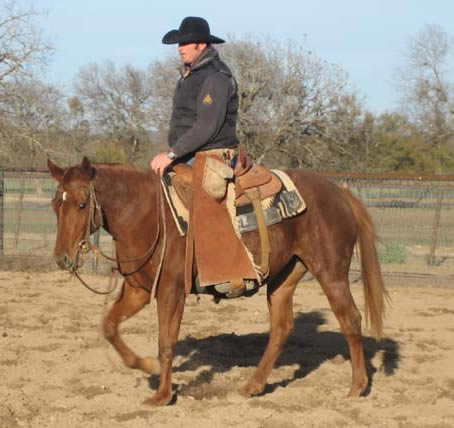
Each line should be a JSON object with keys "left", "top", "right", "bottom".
{"left": 202, "top": 156, "right": 234, "bottom": 200}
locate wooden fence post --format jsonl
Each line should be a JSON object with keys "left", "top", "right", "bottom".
{"left": 92, "top": 230, "right": 100, "bottom": 273}
{"left": 13, "top": 179, "right": 25, "bottom": 249}
{"left": 428, "top": 190, "right": 444, "bottom": 265}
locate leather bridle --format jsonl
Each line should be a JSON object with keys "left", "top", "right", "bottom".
{"left": 55, "top": 179, "right": 167, "bottom": 296}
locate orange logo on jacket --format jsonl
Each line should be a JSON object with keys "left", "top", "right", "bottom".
{"left": 203, "top": 94, "right": 213, "bottom": 105}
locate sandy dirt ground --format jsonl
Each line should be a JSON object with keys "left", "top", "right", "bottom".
{"left": 1, "top": 271, "right": 454, "bottom": 428}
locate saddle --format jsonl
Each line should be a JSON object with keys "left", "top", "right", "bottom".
{"left": 171, "top": 152, "right": 282, "bottom": 296}
{"left": 164, "top": 150, "right": 306, "bottom": 298}
{"left": 235, "top": 165, "right": 282, "bottom": 205}
{"left": 172, "top": 161, "right": 282, "bottom": 209}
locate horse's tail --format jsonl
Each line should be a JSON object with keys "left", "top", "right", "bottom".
{"left": 342, "top": 188, "right": 390, "bottom": 340}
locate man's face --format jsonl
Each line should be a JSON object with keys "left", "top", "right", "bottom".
{"left": 178, "top": 42, "right": 207, "bottom": 66}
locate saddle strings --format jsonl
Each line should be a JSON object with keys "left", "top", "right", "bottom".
{"left": 150, "top": 181, "right": 167, "bottom": 298}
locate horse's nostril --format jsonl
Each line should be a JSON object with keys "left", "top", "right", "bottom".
{"left": 63, "top": 254, "right": 71, "bottom": 267}
{"left": 56, "top": 253, "right": 73, "bottom": 270}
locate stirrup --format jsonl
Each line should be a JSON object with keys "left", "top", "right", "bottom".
{"left": 214, "top": 279, "right": 259, "bottom": 298}
{"left": 214, "top": 279, "right": 245, "bottom": 298}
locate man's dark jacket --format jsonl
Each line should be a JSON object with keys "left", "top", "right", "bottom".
{"left": 168, "top": 46, "right": 239, "bottom": 158}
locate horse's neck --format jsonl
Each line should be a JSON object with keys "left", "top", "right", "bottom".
{"left": 95, "top": 168, "right": 158, "bottom": 240}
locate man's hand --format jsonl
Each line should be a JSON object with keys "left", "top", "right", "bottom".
{"left": 150, "top": 152, "right": 174, "bottom": 177}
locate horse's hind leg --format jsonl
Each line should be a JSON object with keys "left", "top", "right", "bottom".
{"left": 318, "top": 274, "right": 368, "bottom": 397}
{"left": 240, "top": 259, "right": 306, "bottom": 397}
{"left": 103, "top": 281, "right": 160, "bottom": 375}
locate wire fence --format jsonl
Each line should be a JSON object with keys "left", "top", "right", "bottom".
{"left": 1, "top": 168, "right": 453, "bottom": 285}
{"left": 0, "top": 169, "right": 113, "bottom": 274}
{"left": 327, "top": 172, "right": 454, "bottom": 286}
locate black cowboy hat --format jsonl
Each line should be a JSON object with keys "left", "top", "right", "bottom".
{"left": 162, "top": 16, "right": 225, "bottom": 45}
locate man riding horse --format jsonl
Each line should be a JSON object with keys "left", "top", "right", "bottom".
{"left": 151, "top": 17, "right": 257, "bottom": 297}
{"left": 48, "top": 17, "right": 388, "bottom": 407}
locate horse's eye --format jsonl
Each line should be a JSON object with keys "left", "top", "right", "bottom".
{"left": 79, "top": 201, "right": 87, "bottom": 209}
{"left": 53, "top": 191, "right": 63, "bottom": 205}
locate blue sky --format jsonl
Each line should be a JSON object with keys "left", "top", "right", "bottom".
{"left": 36, "top": 0, "right": 454, "bottom": 113}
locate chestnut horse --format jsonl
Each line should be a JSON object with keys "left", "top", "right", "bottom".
{"left": 48, "top": 157, "right": 388, "bottom": 406}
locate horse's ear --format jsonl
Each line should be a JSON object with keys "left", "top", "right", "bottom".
{"left": 81, "top": 156, "right": 96, "bottom": 180}
{"left": 47, "top": 158, "right": 65, "bottom": 181}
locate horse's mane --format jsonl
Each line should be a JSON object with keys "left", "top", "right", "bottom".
{"left": 93, "top": 162, "right": 141, "bottom": 171}
{"left": 93, "top": 162, "right": 158, "bottom": 186}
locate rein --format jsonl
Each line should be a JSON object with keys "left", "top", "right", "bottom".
{"left": 66, "top": 178, "right": 167, "bottom": 296}
{"left": 73, "top": 270, "right": 119, "bottom": 295}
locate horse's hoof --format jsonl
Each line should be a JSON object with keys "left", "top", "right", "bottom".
{"left": 140, "top": 357, "right": 161, "bottom": 375}
{"left": 239, "top": 383, "right": 264, "bottom": 398}
{"left": 143, "top": 392, "right": 172, "bottom": 407}
{"left": 347, "top": 381, "right": 367, "bottom": 397}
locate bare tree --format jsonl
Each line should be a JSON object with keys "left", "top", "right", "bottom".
{"left": 220, "top": 37, "right": 362, "bottom": 169}
{"left": 67, "top": 96, "right": 90, "bottom": 139}
{"left": 0, "top": 0, "right": 55, "bottom": 167}
{"left": 147, "top": 55, "right": 180, "bottom": 131}
{"left": 74, "top": 61, "right": 156, "bottom": 162}
{"left": 394, "top": 25, "right": 454, "bottom": 153}
{"left": 0, "top": 0, "right": 52, "bottom": 88}
{"left": 0, "top": 77, "right": 68, "bottom": 166}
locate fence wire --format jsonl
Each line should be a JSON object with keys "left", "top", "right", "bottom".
{"left": 1, "top": 169, "right": 453, "bottom": 286}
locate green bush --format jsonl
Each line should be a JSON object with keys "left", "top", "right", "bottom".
{"left": 93, "top": 144, "right": 128, "bottom": 163}
{"left": 379, "top": 241, "right": 407, "bottom": 264}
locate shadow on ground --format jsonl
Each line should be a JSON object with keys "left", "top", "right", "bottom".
{"left": 149, "top": 311, "right": 399, "bottom": 400}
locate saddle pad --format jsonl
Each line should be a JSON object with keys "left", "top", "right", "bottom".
{"left": 271, "top": 169, "right": 306, "bottom": 217}
{"left": 161, "top": 173, "right": 189, "bottom": 236}
{"left": 235, "top": 169, "right": 306, "bottom": 233}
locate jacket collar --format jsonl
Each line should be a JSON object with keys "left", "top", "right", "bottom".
{"left": 182, "top": 46, "right": 219, "bottom": 77}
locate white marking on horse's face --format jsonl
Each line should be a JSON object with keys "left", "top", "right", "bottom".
{"left": 62, "top": 191, "right": 67, "bottom": 201}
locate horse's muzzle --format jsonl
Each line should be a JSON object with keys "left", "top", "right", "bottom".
{"left": 55, "top": 252, "right": 79, "bottom": 272}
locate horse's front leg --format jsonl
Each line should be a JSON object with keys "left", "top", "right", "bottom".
{"left": 143, "top": 275, "right": 186, "bottom": 406}
{"left": 103, "top": 281, "right": 160, "bottom": 375}
{"left": 240, "top": 260, "right": 306, "bottom": 397}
